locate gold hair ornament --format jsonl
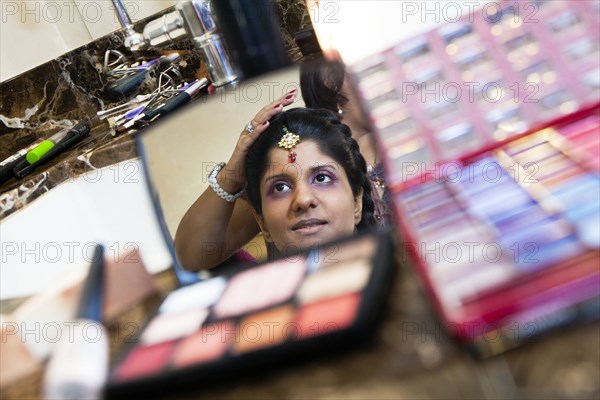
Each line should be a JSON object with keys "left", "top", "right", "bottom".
{"left": 278, "top": 126, "right": 301, "bottom": 163}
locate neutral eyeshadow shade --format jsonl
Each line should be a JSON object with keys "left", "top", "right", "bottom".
{"left": 538, "top": 165, "right": 585, "bottom": 188}
{"left": 233, "top": 305, "right": 296, "bottom": 353}
{"left": 416, "top": 212, "right": 471, "bottom": 241}
{"left": 412, "top": 199, "right": 462, "bottom": 227}
{"left": 439, "top": 261, "right": 516, "bottom": 306}
{"left": 115, "top": 341, "right": 176, "bottom": 381}
{"left": 297, "top": 258, "right": 372, "bottom": 305}
{"left": 401, "top": 185, "right": 450, "bottom": 212}
{"left": 294, "top": 293, "right": 361, "bottom": 340}
{"left": 504, "top": 133, "right": 548, "bottom": 156}
{"left": 397, "top": 181, "right": 446, "bottom": 203}
{"left": 159, "top": 277, "right": 227, "bottom": 314}
{"left": 510, "top": 142, "right": 558, "bottom": 162}
{"left": 172, "top": 321, "right": 235, "bottom": 367}
{"left": 316, "top": 235, "right": 378, "bottom": 267}
{"left": 213, "top": 259, "right": 306, "bottom": 319}
{"left": 141, "top": 308, "right": 209, "bottom": 345}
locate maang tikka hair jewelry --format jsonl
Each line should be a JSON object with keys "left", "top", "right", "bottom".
{"left": 278, "top": 126, "right": 301, "bottom": 163}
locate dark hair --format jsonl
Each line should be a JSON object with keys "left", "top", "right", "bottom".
{"left": 299, "top": 58, "right": 348, "bottom": 113}
{"left": 245, "top": 108, "right": 376, "bottom": 232}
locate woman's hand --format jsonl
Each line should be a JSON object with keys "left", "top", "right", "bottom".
{"left": 218, "top": 88, "right": 298, "bottom": 193}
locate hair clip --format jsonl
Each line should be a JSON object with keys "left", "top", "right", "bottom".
{"left": 278, "top": 126, "right": 301, "bottom": 163}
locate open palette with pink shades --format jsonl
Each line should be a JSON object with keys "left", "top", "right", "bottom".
{"left": 392, "top": 104, "right": 600, "bottom": 356}
{"left": 106, "top": 230, "right": 396, "bottom": 398}
{"left": 348, "top": 0, "right": 600, "bottom": 357}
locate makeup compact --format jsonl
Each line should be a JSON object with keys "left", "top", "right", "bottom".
{"left": 349, "top": 0, "right": 599, "bottom": 357}
{"left": 105, "top": 230, "right": 396, "bottom": 398}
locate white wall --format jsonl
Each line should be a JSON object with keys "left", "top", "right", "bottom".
{"left": 307, "top": 0, "right": 496, "bottom": 64}
{"left": 0, "top": 0, "right": 177, "bottom": 82}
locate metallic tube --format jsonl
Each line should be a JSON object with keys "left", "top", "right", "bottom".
{"left": 142, "top": 11, "right": 188, "bottom": 47}
{"left": 111, "top": 0, "right": 144, "bottom": 50}
{"left": 177, "top": 0, "right": 238, "bottom": 86}
{"left": 111, "top": 0, "right": 134, "bottom": 29}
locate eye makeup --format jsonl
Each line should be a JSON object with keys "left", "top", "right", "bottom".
{"left": 106, "top": 231, "right": 396, "bottom": 397}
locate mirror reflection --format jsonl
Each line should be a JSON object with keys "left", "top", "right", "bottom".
{"left": 140, "top": 60, "right": 390, "bottom": 274}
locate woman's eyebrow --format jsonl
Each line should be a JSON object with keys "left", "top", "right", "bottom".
{"left": 264, "top": 173, "right": 291, "bottom": 184}
{"left": 308, "top": 163, "right": 338, "bottom": 174}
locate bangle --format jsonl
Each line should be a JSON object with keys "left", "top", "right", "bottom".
{"left": 208, "top": 162, "right": 245, "bottom": 202}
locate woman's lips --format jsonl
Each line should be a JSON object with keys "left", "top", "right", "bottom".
{"left": 291, "top": 218, "right": 327, "bottom": 235}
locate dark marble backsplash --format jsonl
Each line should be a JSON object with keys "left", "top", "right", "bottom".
{"left": 0, "top": 0, "right": 312, "bottom": 220}
{"left": 0, "top": 24, "right": 202, "bottom": 219}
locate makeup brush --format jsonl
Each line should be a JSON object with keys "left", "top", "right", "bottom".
{"left": 42, "top": 244, "right": 109, "bottom": 400}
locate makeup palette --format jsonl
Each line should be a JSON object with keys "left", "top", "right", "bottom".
{"left": 106, "top": 231, "right": 395, "bottom": 397}
{"left": 351, "top": 0, "right": 599, "bottom": 188}
{"left": 349, "top": 0, "right": 600, "bottom": 357}
{"left": 394, "top": 105, "right": 599, "bottom": 357}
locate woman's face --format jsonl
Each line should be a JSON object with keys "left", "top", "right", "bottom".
{"left": 256, "top": 139, "right": 363, "bottom": 253}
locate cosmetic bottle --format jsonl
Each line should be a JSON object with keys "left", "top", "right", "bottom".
{"left": 42, "top": 244, "right": 108, "bottom": 400}
{"left": 210, "top": 0, "right": 291, "bottom": 79}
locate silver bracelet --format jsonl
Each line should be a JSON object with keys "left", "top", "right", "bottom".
{"left": 208, "top": 162, "right": 245, "bottom": 202}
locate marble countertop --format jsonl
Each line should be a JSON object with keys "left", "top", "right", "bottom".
{"left": 0, "top": 121, "right": 137, "bottom": 219}
{"left": 0, "top": 39, "right": 205, "bottom": 220}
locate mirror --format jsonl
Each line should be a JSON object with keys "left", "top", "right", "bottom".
{"left": 137, "top": 63, "right": 387, "bottom": 280}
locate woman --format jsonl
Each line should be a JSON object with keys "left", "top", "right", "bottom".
{"left": 175, "top": 60, "right": 388, "bottom": 270}
{"left": 175, "top": 90, "right": 298, "bottom": 270}
{"left": 175, "top": 105, "right": 376, "bottom": 270}
{"left": 244, "top": 108, "right": 376, "bottom": 257}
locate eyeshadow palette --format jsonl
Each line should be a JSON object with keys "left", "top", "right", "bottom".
{"left": 106, "top": 230, "right": 396, "bottom": 398}
{"left": 389, "top": 104, "right": 599, "bottom": 357}
{"left": 348, "top": 0, "right": 600, "bottom": 357}
{"left": 350, "top": 0, "right": 599, "bottom": 190}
